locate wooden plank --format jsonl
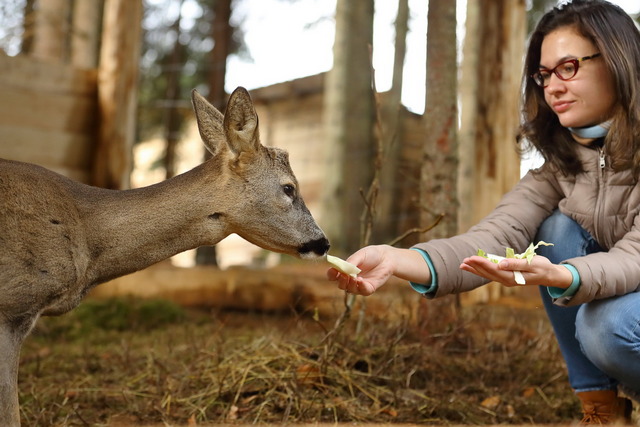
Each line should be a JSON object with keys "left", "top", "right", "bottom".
{"left": 0, "top": 53, "right": 97, "bottom": 95}
{"left": 0, "top": 83, "right": 98, "bottom": 134}
{"left": 0, "top": 125, "right": 93, "bottom": 170}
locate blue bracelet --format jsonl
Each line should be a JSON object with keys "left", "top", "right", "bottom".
{"left": 409, "top": 248, "right": 438, "bottom": 295}
{"left": 548, "top": 263, "right": 580, "bottom": 298}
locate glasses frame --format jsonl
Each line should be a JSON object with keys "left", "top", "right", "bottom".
{"left": 532, "top": 53, "right": 602, "bottom": 88}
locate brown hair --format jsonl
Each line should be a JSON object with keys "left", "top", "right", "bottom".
{"left": 519, "top": 0, "right": 640, "bottom": 176}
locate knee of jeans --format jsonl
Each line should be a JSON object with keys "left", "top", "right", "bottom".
{"left": 575, "top": 303, "right": 623, "bottom": 368}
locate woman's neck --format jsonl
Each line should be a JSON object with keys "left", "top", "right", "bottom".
{"left": 567, "top": 120, "right": 610, "bottom": 146}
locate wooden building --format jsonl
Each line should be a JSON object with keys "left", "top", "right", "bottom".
{"left": 250, "top": 73, "right": 426, "bottom": 246}
{"left": 0, "top": 0, "right": 143, "bottom": 190}
{"left": 0, "top": 53, "right": 98, "bottom": 182}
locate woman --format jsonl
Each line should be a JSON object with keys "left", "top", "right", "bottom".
{"left": 327, "top": 0, "right": 640, "bottom": 424}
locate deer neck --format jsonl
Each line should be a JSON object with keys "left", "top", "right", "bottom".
{"left": 79, "top": 163, "right": 232, "bottom": 285}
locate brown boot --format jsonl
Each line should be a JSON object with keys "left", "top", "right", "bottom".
{"left": 578, "top": 390, "right": 633, "bottom": 425}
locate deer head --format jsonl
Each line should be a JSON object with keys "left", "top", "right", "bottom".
{"left": 191, "top": 87, "right": 329, "bottom": 259}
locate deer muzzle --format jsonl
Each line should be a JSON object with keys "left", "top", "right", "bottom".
{"left": 298, "top": 237, "right": 330, "bottom": 258}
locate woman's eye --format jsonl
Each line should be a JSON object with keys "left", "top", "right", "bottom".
{"left": 561, "top": 63, "right": 576, "bottom": 74}
{"left": 282, "top": 184, "right": 295, "bottom": 198}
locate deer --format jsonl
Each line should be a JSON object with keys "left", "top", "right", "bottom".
{"left": 0, "top": 86, "right": 330, "bottom": 426}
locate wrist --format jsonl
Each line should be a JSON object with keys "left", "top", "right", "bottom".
{"left": 404, "top": 247, "right": 433, "bottom": 284}
{"left": 552, "top": 264, "right": 574, "bottom": 289}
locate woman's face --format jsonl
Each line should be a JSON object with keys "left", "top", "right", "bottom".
{"left": 540, "top": 26, "right": 617, "bottom": 133}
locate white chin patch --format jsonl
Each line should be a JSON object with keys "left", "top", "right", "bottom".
{"left": 299, "top": 251, "right": 323, "bottom": 260}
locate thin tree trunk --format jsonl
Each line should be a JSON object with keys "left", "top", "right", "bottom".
{"left": 32, "top": 0, "right": 70, "bottom": 62}
{"left": 71, "top": 0, "right": 104, "bottom": 68}
{"left": 376, "top": 0, "right": 409, "bottom": 245}
{"left": 208, "top": 0, "right": 232, "bottom": 111}
{"left": 321, "top": 0, "right": 375, "bottom": 255}
{"left": 196, "top": 0, "right": 232, "bottom": 266}
{"left": 164, "top": 1, "right": 184, "bottom": 180}
{"left": 21, "top": 0, "right": 36, "bottom": 54}
{"left": 458, "top": 0, "right": 480, "bottom": 235}
{"left": 420, "top": 0, "right": 458, "bottom": 240}
{"left": 93, "top": 0, "right": 143, "bottom": 189}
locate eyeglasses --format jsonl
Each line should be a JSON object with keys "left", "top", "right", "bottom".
{"left": 531, "top": 53, "right": 602, "bottom": 88}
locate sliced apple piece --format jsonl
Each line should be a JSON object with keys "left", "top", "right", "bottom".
{"left": 326, "top": 254, "right": 361, "bottom": 278}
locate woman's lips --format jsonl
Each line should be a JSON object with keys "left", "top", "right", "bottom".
{"left": 552, "top": 100, "right": 573, "bottom": 113}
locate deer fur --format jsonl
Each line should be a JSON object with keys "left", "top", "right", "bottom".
{"left": 0, "top": 86, "right": 329, "bottom": 425}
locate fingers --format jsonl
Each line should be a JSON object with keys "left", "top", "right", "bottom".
{"left": 327, "top": 259, "right": 376, "bottom": 296}
{"left": 461, "top": 263, "right": 502, "bottom": 283}
{"left": 332, "top": 271, "right": 375, "bottom": 296}
{"left": 460, "top": 256, "right": 524, "bottom": 286}
{"left": 326, "top": 267, "right": 341, "bottom": 281}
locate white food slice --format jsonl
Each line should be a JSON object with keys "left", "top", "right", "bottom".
{"left": 486, "top": 254, "right": 526, "bottom": 285}
{"left": 326, "top": 254, "right": 361, "bottom": 278}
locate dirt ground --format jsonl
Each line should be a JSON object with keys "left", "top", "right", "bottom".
{"left": 18, "top": 265, "right": 590, "bottom": 426}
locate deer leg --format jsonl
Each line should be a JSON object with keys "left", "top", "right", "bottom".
{"left": 0, "top": 315, "right": 37, "bottom": 427}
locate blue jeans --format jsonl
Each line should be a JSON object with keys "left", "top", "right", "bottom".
{"left": 535, "top": 210, "right": 640, "bottom": 398}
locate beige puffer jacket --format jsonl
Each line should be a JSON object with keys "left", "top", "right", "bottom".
{"left": 412, "top": 143, "right": 640, "bottom": 306}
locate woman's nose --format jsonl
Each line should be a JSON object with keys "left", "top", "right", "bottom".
{"left": 545, "top": 73, "right": 567, "bottom": 93}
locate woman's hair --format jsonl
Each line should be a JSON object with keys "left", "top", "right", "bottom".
{"left": 519, "top": 0, "right": 640, "bottom": 176}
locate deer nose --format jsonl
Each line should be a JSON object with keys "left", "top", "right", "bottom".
{"left": 298, "top": 237, "right": 330, "bottom": 257}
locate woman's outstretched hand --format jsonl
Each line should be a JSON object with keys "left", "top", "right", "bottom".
{"left": 326, "top": 245, "right": 430, "bottom": 296}
{"left": 460, "top": 254, "right": 573, "bottom": 288}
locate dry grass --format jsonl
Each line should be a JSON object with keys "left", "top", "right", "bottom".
{"left": 18, "top": 295, "right": 579, "bottom": 426}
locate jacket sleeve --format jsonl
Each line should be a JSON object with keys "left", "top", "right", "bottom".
{"left": 411, "top": 169, "right": 564, "bottom": 298}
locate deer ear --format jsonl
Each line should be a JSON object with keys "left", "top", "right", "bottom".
{"left": 191, "top": 89, "right": 225, "bottom": 156}
{"left": 223, "top": 87, "right": 261, "bottom": 155}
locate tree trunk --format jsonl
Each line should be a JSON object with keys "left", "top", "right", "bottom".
{"left": 420, "top": 0, "right": 457, "bottom": 240}
{"left": 31, "top": 0, "right": 70, "bottom": 62}
{"left": 458, "top": 0, "right": 526, "bottom": 233}
{"left": 71, "top": 0, "right": 104, "bottom": 68}
{"left": 92, "top": 0, "right": 143, "bottom": 189}
{"left": 21, "top": 0, "right": 36, "bottom": 54}
{"left": 375, "top": 0, "right": 409, "bottom": 245}
{"left": 164, "top": 1, "right": 184, "bottom": 180}
{"left": 196, "top": 0, "right": 232, "bottom": 266}
{"left": 457, "top": 0, "right": 526, "bottom": 305}
{"left": 208, "top": 0, "right": 232, "bottom": 111}
{"left": 321, "top": 0, "right": 375, "bottom": 255}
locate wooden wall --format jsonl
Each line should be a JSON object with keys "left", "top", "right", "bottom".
{"left": 0, "top": 53, "right": 98, "bottom": 183}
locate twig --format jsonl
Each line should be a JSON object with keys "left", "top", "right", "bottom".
{"left": 386, "top": 213, "right": 444, "bottom": 246}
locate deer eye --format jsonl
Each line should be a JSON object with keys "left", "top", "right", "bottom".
{"left": 282, "top": 184, "right": 296, "bottom": 198}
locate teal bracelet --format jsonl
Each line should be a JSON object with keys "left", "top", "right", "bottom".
{"left": 548, "top": 263, "right": 580, "bottom": 298}
{"left": 409, "top": 248, "right": 438, "bottom": 295}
